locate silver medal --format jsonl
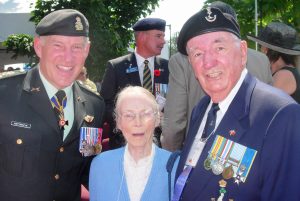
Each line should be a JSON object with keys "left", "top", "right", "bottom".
{"left": 211, "top": 160, "right": 224, "bottom": 175}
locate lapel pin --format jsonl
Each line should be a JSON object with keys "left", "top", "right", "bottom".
{"left": 30, "top": 87, "right": 40, "bottom": 92}
{"left": 84, "top": 115, "right": 94, "bottom": 123}
{"left": 229, "top": 129, "right": 236, "bottom": 136}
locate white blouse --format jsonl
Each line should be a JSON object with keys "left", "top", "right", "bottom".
{"left": 124, "top": 144, "right": 155, "bottom": 201}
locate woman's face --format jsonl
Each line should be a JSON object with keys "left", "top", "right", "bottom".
{"left": 117, "top": 93, "right": 158, "bottom": 150}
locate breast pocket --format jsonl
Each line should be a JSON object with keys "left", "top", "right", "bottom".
{"left": 0, "top": 122, "right": 41, "bottom": 178}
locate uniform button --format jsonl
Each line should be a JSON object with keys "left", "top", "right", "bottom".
{"left": 59, "top": 147, "right": 64, "bottom": 152}
{"left": 16, "top": 139, "right": 23, "bottom": 145}
{"left": 54, "top": 174, "right": 60, "bottom": 180}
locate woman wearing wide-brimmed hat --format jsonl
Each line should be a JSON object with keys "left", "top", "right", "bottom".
{"left": 248, "top": 22, "right": 300, "bottom": 103}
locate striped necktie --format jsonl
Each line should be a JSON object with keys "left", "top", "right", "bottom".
{"left": 143, "top": 60, "right": 152, "bottom": 92}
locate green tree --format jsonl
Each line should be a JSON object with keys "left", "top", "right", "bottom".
{"left": 203, "top": 0, "right": 300, "bottom": 49}
{"left": 2, "top": 34, "right": 38, "bottom": 65}
{"left": 24, "top": 0, "right": 159, "bottom": 81}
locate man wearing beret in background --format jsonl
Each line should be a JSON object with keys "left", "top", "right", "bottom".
{"left": 0, "top": 9, "right": 105, "bottom": 201}
{"left": 172, "top": 3, "right": 300, "bottom": 201}
{"left": 100, "top": 17, "right": 169, "bottom": 149}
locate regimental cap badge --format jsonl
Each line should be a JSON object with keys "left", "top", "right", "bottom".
{"left": 75, "top": 16, "right": 84, "bottom": 31}
{"left": 205, "top": 7, "right": 217, "bottom": 22}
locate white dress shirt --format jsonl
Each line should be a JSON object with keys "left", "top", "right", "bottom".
{"left": 124, "top": 144, "right": 155, "bottom": 201}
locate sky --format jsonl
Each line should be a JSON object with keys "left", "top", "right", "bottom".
{"left": 0, "top": 0, "right": 204, "bottom": 34}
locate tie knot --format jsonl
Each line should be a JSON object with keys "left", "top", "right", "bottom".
{"left": 144, "top": 60, "right": 149, "bottom": 65}
{"left": 55, "top": 90, "right": 66, "bottom": 103}
{"left": 211, "top": 103, "right": 220, "bottom": 113}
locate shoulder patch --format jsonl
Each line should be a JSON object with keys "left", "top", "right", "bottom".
{"left": 0, "top": 70, "right": 26, "bottom": 79}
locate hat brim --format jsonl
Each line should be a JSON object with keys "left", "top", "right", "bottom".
{"left": 247, "top": 35, "right": 300, "bottom": 56}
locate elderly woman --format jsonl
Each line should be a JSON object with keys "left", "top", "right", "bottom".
{"left": 89, "top": 86, "right": 177, "bottom": 201}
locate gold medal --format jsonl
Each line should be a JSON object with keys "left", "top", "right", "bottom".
{"left": 222, "top": 165, "right": 234, "bottom": 180}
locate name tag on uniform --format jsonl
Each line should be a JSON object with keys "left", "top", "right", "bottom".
{"left": 126, "top": 66, "right": 138, "bottom": 73}
{"left": 11, "top": 121, "right": 31, "bottom": 129}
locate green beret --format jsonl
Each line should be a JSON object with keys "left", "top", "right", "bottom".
{"left": 132, "top": 18, "right": 166, "bottom": 32}
{"left": 177, "top": 7, "right": 240, "bottom": 55}
{"left": 36, "top": 9, "right": 89, "bottom": 37}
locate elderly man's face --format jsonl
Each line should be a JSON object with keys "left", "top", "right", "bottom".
{"left": 187, "top": 32, "right": 247, "bottom": 102}
{"left": 34, "top": 35, "right": 90, "bottom": 89}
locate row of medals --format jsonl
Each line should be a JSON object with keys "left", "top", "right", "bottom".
{"left": 203, "top": 155, "right": 246, "bottom": 181}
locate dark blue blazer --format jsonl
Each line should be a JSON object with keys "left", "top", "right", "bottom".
{"left": 176, "top": 73, "right": 300, "bottom": 201}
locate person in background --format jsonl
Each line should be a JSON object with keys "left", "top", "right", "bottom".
{"left": 90, "top": 86, "right": 176, "bottom": 201}
{"left": 77, "top": 66, "right": 98, "bottom": 93}
{"left": 173, "top": 4, "right": 300, "bottom": 201}
{"left": 0, "top": 9, "right": 105, "bottom": 201}
{"left": 161, "top": 1, "right": 273, "bottom": 151}
{"left": 248, "top": 22, "right": 300, "bottom": 103}
{"left": 100, "top": 18, "right": 169, "bottom": 149}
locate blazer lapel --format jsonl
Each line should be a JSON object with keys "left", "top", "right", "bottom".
{"left": 216, "top": 73, "right": 256, "bottom": 142}
{"left": 23, "top": 67, "right": 59, "bottom": 133}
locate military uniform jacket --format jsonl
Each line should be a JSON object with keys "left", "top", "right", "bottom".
{"left": 176, "top": 74, "right": 300, "bottom": 201}
{"left": 100, "top": 53, "right": 168, "bottom": 146}
{"left": 0, "top": 67, "right": 105, "bottom": 201}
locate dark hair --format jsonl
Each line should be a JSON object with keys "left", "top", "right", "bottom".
{"left": 266, "top": 49, "right": 296, "bottom": 66}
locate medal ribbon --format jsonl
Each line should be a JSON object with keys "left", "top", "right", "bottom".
{"left": 51, "top": 90, "right": 67, "bottom": 130}
{"left": 237, "top": 147, "right": 257, "bottom": 182}
{"left": 210, "top": 135, "right": 223, "bottom": 160}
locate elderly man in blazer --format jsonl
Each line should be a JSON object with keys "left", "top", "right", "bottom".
{"left": 0, "top": 9, "right": 105, "bottom": 201}
{"left": 100, "top": 17, "right": 169, "bottom": 149}
{"left": 172, "top": 3, "right": 300, "bottom": 201}
{"left": 161, "top": 1, "right": 273, "bottom": 152}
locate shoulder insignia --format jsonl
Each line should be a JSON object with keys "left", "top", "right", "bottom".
{"left": 77, "top": 80, "right": 100, "bottom": 96}
{"left": 0, "top": 70, "right": 26, "bottom": 79}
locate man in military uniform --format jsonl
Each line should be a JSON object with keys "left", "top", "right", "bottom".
{"left": 0, "top": 9, "right": 105, "bottom": 201}
{"left": 100, "top": 17, "right": 169, "bottom": 149}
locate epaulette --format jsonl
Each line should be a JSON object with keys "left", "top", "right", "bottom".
{"left": 77, "top": 80, "right": 101, "bottom": 97}
{"left": 0, "top": 70, "right": 26, "bottom": 79}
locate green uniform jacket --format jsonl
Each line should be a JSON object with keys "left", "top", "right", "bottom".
{"left": 0, "top": 67, "right": 105, "bottom": 201}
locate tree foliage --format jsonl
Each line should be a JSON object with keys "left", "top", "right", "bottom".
{"left": 28, "top": 0, "right": 159, "bottom": 81}
{"left": 203, "top": 0, "right": 300, "bottom": 49}
{"left": 2, "top": 34, "right": 37, "bottom": 65}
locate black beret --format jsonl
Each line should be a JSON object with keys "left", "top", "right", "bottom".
{"left": 36, "top": 9, "right": 89, "bottom": 37}
{"left": 177, "top": 7, "right": 240, "bottom": 55}
{"left": 132, "top": 18, "right": 166, "bottom": 32}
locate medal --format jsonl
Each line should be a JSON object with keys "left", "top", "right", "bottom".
{"left": 211, "top": 159, "right": 224, "bottom": 175}
{"left": 58, "top": 119, "right": 68, "bottom": 130}
{"left": 217, "top": 179, "right": 227, "bottom": 201}
{"left": 222, "top": 165, "right": 234, "bottom": 180}
{"left": 204, "top": 156, "right": 212, "bottom": 170}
